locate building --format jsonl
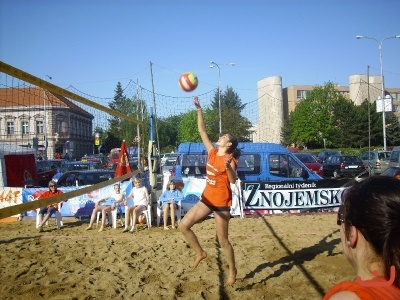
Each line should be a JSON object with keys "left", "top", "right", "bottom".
{"left": 0, "top": 87, "right": 94, "bottom": 160}
{"left": 254, "top": 75, "right": 400, "bottom": 143}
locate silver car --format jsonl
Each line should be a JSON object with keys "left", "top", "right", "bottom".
{"left": 360, "top": 150, "right": 391, "bottom": 175}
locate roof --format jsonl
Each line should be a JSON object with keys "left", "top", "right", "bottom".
{"left": 0, "top": 87, "right": 93, "bottom": 119}
{"left": 177, "top": 142, "right": 291, "bottom": 155}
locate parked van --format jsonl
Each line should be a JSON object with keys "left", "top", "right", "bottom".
{"left": 170, "top": 142, "right": 322, "bottom": 182}
{"left": 389, "top": 146, "right": 400, "bottom": 168}
{"left": 166, "top": 142, "right": 346, "bottom": 217}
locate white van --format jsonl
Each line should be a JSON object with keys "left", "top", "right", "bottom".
{"left": 389, "top": 146, "right": 400, "bottom": 167}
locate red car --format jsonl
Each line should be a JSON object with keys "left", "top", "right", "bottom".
{"left": 294, "top": 152, "right": 324, "bottom": 177}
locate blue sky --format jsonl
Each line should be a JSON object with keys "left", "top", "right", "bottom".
{"left": 1, "top": 0, "right": 400, "bottom": 114}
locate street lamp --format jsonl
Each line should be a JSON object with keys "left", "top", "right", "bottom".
{"left": 43, "top": 75, "right": 52, "bottom": 159}
{"left": 356, "top": 35, "right": 400, "bottom": 150}
{"left": 210, "top": 61, "right": 235, "bottom": 135}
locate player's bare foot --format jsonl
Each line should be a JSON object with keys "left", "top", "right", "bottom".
{"left": 192, "top": 251, "right": 207, "bottom": 270}
{"left": 225, "top": 268, "right": 237, "bottom": 286}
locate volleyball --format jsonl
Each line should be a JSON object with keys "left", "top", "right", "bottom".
{"left": 178, "top": 72, "right": 198, "bottom": 92}
{"left": 138, "top": 214, "right": 146, "bottom": 224}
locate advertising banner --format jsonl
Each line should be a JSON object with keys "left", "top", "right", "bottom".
{"left": 22, "top": 181, "right": 131, "bottom": 217}
{"left": 0, "top": 187, "right": 23, "bottom": 219}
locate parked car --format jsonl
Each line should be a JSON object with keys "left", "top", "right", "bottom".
{"left": 81, "top": 154, "right": 109, "bottom": 169}
{"left": 170, "top": 142, "right": 322, "bottom": 181}
{"left": 52, "top": 161, "right": 101, "bottom": 183}
{"left": 389, "top": 146, "right": 400, "bottom": 168}
{"left": 317, "top": 150, "right": 341, "bottom": 164}
{"left": 161, "top": 158, "right": 177, "bottom": 176}
{"left": 294, "top": 152, "right": 324, "bottom": 177}
{"left": 323, "top": 155, "right": 365, "bottom": 178}
{"left": 160, "top": 153, "right": 179, "bottom": 167}
{"left": 381, "top": 167, "right": 400, "bottom": 179}
{"left": 56, "top": 169, "right": 114, "bottom": 187}
{"left": 36, "top": 159, "right": 65, "bottom": 187}
{"left": 359, "top": 150, "right": 391, "bottom": 175}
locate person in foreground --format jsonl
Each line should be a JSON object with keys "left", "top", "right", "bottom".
{"left": 159, "top": 180, "right": 183, "bottom": 230}
{"left": 37, "top": 180, "right": 64, "bottom": 232}
{"left": 324, "top": 176, "right": 400, "bottom": 300}
{"left": 86, "top": 183, "right": 125, "bottom": 232}
{"left": 122, "top": 177, "right": 149, "bottom": 233}
{"left": 178, "top": 96, "right": 240, "bottom": 286}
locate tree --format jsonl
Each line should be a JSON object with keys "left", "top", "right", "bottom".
{"left": 157, "top": 114, "right": 183, "bottom": 152}
{"left": 287, "top": 82, "right": 353, "bottom": 148}
{"left": 210, "top": 86, "right": 253, "bottom": 141}
{"left": 386, "top": 112, "right": 400, "bottom": 146}
{"left": 106, "top": 82, "right": 149, "bottom": 151}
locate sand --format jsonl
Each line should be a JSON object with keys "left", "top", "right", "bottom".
{"left": 0, "top": 213, "right": 354, "bottom": 300}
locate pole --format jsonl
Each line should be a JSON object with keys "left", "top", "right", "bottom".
{"left": 367, "top": 66, "right": 371, "bottom": 176}
{"left": 356, "top": 34, "right": 400, "bottom": 150}
{"left": 218, "top": 66, "right": 222, "bottom": 135}
{"left": 378, "top": 42, "right": 387, "bottom": 150}
{"left": 43, "top": 75, "right": 52, "bottom": 160}
{"left": 210, "top": 61, "right": 235, "bottom": 135}
{"left": 136, "top": 79, "right": 142, "bottom": 171}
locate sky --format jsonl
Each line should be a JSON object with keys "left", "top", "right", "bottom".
{"left": 1, "top": 0, "right": 400, "bottom": 114}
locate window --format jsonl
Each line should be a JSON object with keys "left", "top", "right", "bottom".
{"left": 296, "top": 90, "right": 310, "bottom": 99}
{"left": 6, "top": 122, "right": 14, "bottom": 135}
{"left": 269, "top": 154, "right": 304, "bottom": 178}
{"left": 36, "top": 120, "right": 44, "bottom": 134}
{"left": 22, "top": 121, "right": 29, "bottom": 134}
{"left": 237, "top": 154, "right": 261, "bottom": 175}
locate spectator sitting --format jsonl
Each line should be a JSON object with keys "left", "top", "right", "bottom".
{"left": 324, "top": 176, "right": 400, "bottom": 299}
{"left": 86, "top": 183, "right": 125, "bottom": 232}
{"left": 122, "top": 177, "right": 149, "bottom": 233}
{"left": 37, "top": 180, "right": 64, "bottom": 232}
{"left": 159, "top": 180, "right": 183, "bottom": 230}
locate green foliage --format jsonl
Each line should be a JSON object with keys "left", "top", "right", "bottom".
{"left": 157, "top": 114, "right": 183, "bottom": 152}
{"left": 104, "top": 82, "right": 149, "bottom": 153}
{"left": 282, "top": 82, "right": 399, "bottom": 149}
{"left": 177, "top": 110, "right": 201, "bottom": 142}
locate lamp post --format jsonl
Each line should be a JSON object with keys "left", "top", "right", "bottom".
{"left": 43, "top": 75, "right": 52, "bottom": 159}
{"left": 356, "top": 35, "right": 400, "bottom": 150}
{"left": 210, "top": 61, "right": 235, "bottom": 135}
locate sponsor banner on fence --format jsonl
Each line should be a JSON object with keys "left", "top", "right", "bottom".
{"left": 0, "top": 187, "right": 23, "bottom": 218}
{"left": 22, "top": 181, "right": 131, "bottom": 217}
{"left": 242, "top": 180, "right": 347, "bottom": 215}
{"left": 169, "top": 177, "right": 243, "bottom": 217}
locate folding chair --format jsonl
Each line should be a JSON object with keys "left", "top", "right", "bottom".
{"left": 124, "top": 201, "right": 152, "bottom": 229}
{"left": 156, "top": 199, "right": 182, "bottom": 227}
{"left": 36, "top": 203, "right": 63, "bottom": 229}
{"left": 96, "top": 205, "right": 124, "bottom": 229}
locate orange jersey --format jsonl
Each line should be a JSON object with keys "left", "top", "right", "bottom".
{"left": 324, "top": 278, "right": 400, "bottom": 300}
{"left": 202, "top": 148, "right": 237, "bottom": 207}
{"left": 40, "top": 190, "right": 63, "bottom": 209}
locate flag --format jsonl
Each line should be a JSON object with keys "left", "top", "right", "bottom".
{"left": 114, "top": 140, "right": 132, "bottom": 178}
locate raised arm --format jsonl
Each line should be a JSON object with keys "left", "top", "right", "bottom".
{"left": 194, "top": 96, "right": 213, "bottom": 152}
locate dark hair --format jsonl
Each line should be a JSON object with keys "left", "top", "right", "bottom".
{"left": 226, "top": 134, "right": 241, "bottom": 159}
{"left": 341, "top": 176, "right": 400, "bottom": 287}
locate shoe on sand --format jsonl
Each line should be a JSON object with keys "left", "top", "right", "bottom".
{"left": 122, "top": 227, "right": 129, "bottom": 233}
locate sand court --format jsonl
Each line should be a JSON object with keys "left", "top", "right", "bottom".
{"left": 0, "top": 214, "right": 354, "bottom": 300}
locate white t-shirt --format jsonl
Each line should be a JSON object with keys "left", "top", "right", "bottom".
{"left": 128, "top": 186, "right": 148, "bottom": 207}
